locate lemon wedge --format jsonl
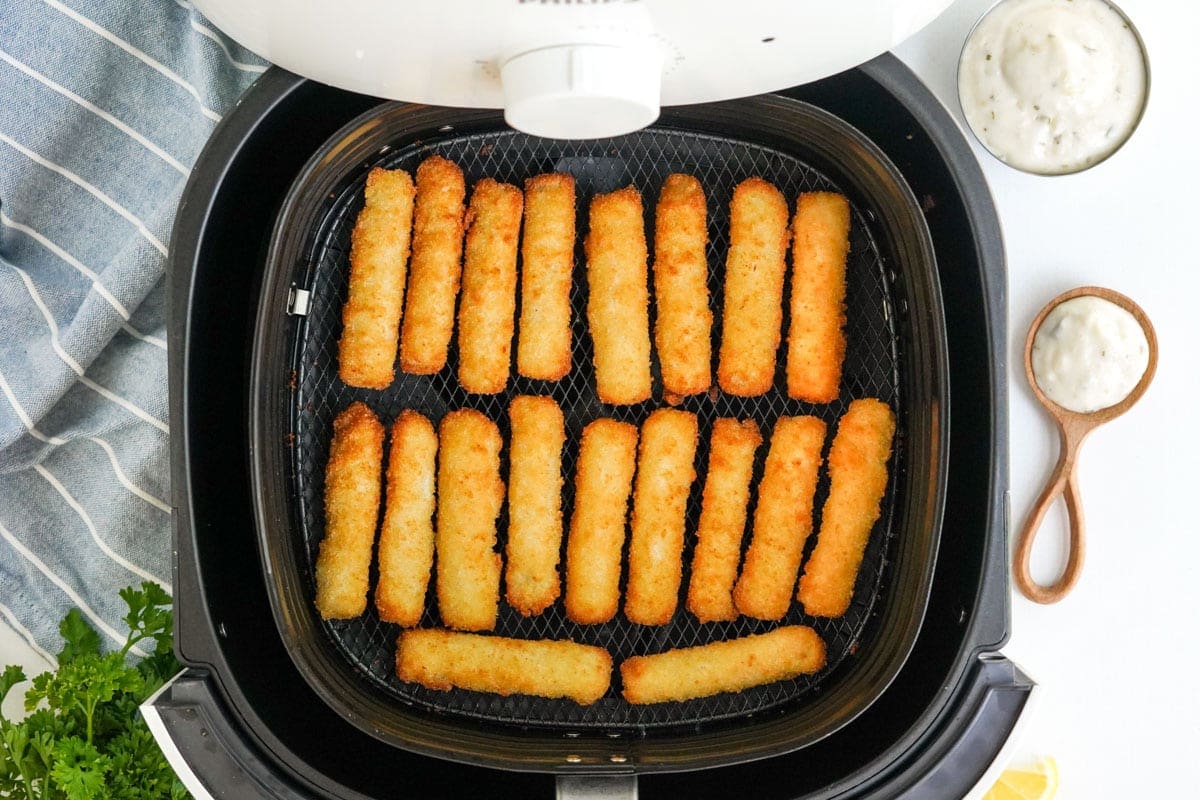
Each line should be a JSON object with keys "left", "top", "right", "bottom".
{"left": 983, "top": 756, "right": 1058, "bottom": 800}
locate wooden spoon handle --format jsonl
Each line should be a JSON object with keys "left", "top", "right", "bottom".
{"left": 1013, "top": 428, "right": 1087, "bottom": 604}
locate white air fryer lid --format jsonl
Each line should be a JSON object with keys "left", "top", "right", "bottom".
{"left": 190, "top": 0, "right": 955, "bottom": 138}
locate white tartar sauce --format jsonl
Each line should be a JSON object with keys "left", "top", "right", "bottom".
{"left": 959, "top": 0, "right": 1148, "bottom": 174}
{"left": 1031, "top": 295, "right": 1148, "bottom": 413}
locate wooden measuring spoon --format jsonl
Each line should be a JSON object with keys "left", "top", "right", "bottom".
{"left": 1014, "top": 286, "right": 1157, "bottom": 604}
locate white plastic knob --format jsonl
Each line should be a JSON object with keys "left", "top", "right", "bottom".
{"left": 501, "top": 44, "right": 662, "bottom": 140}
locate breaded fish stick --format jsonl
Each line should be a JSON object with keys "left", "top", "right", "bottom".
{"left": 732, "top": 415, "right": 826, "bottom": 620}
{"left": 565, "top": 418, "right": 639, "bottom": 624}
{"left": 653, "top": 174, "right": 712, "bottom": 400}
{"left": 517, "top": 174, "right": 576, "bottom": 381}
{"left": 375, "top": 410, "right": 438, "bottom": 627}
{"left": 620, "top": 625, "right": 826, "bottom": 704}
{"left": 400, "top": 156, "right": 466, "bottom": 374}
{"left": 315, "top": 402, "right": 385, "bottom": 619}
{"left": 788, "top": 192, "right": 851, "bottom": 403}
{"left": 458, "top": 179, "right": 523, "bottom": 393}
{"left": 717, "top": 178, "right": 790, "bottom": 397}
{"left": 686, "top": 418, "right": 762, "bottom": 623}
{"left": 436, "top": 409, "right": 504, "bottom": 630}
{"left": 626, "top": 408, "right": 699, "bottom": 625}
{"left": 397, "top": 629, "right": 612, "bottom": 706}
{"left": 505, "top": 396, "right": 566, "bottom": 616}
{"left": 585, "top": 187, "right": 652, "bottom": 405}
{"left": 338, "top": 168, "right": 415, "bottom": 389}
{"left": 798, "top": 398, "right": 896, "bottom": 617}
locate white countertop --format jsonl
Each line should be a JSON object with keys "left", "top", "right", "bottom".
{"left": 3, "top": 1, "right": 1197, "bottom": 795}
{"left": 897, "top": 0, "right": 1200, "bottom": 796}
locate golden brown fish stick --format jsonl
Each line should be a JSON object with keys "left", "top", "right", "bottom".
{"left": 620, "top": 626, "right": 826, "bottom": 704}
{"left": 315, "top": 402, "right": 385, "bottom": 619}
{"left": 686, "top": 418, "right": 762, "bottom": 623}
{"left": 732, "top": 415, "right": 826, "bottom": 620}
{"left": 564, "top": 419, "right": 639, "bottom": 624}
{"left": 505, "top": 396, "right": 566, "bottom": 616}
{"left": 653, "top": 174, "right": 712, "bottom": 400}
{"left": 338, "top": 168, "right": 415, "bottom": 389}
{"left": 717, "top": 178, "right": 790, "bottom": 397}
{"left": 517, "top": 174, "right": 575, "bottom": 381}
{"left": 375, "top": 411, "right": 438, "bottom": 627}
{"left": 400, "top": 156, "right": 466, "bottom": 375}
{"left": 626, "top": 408, "right": 699, "bottom": 625}
{"left": 457, "top": 179, "right": 523, "bottom": 394}
{"left": 436, "top": 409, "right": 504, "bottom": 630}
{"left": 585, "top": 187, "right": 652, "bottom": 405}
{"left": 788, "top": 192, "right": 851, "bottom": 403}
{"left": 798, "top": 398, "right": 896, "bottom": 617}
{"left": 397, "top": 629, "right": 612, "bottom": 706}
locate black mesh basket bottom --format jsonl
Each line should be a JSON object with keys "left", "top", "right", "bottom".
{"left": 287, "top": 126, "right": 904, "bottom": 732}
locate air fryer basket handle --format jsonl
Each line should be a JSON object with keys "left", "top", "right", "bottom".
{"left": 557, "top": 775, "right": 638, "bottom": 800}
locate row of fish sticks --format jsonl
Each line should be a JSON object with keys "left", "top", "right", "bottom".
{"left": 314, "top": 397, "right": 894, "bottom": 628}
{"left": 336, "top": 158, "right": 853, "bottom": 406}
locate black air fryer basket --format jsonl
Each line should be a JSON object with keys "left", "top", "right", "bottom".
{"left": 159, "top": 56, "right": 1028, "bottom": 800}
{"left": 249, "top": 96, "right": 947, "bottom": 770}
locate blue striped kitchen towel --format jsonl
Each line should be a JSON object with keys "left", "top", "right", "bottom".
{"left": 0, "top": 0, "right": 267, "bottom": 663}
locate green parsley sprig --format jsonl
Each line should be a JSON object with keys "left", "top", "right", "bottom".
{"left": 0, "top": 583, "right": 190, "bottom": 799}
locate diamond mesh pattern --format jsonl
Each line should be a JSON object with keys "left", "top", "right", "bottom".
{"left": 288, "top": 128, "right": 903, "bottom": 730}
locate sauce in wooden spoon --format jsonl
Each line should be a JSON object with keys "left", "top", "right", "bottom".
{"left": 1014, "top": 286, "right": 1157, "bottom": 604}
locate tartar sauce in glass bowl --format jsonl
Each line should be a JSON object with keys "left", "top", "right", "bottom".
{"left": 1031, "top": 295, "right": 1149, "bottom": 413}
{"left": 958, "top": 0, "right": 1149, "bottom": 175}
